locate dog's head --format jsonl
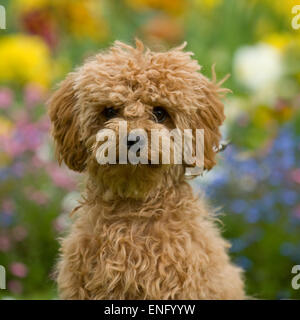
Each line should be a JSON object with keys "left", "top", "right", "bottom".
{"left": 48, "top": 40, "right": 228, "bottom": 199}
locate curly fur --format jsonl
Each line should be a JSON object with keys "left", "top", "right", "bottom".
{"left": 48, "top": 40, "right": 245, "bottom": 299}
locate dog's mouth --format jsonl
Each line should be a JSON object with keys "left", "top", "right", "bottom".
{"left": 92, "top": 159, "right": 169, "bottom": 200}
{"left": 128, "top": 149, "right": 161, "bottom": 168}
{"left": 94, "top": 143, "right": 166, "bottom": 168}
{"left": 104, "top": 162, "right": 162, "bottom": 169}
{"left": 136, "top": 162, "right": 161, "bottom": 168}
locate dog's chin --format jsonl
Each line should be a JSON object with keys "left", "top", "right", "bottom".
{"left": 96, "top": 163, "right": 169, "bottom": 200}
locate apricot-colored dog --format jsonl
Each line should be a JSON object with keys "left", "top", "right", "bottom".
{"left": 48, "top": 40, "right": 245, "bottom": 299}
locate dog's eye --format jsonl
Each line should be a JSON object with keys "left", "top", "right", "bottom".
{"left": 103, "top": 107, "right": 118, "bottom": 119}
{"left": 153, "top": 107, "right": 168, "bottom": 123}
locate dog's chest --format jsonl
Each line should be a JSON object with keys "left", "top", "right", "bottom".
{"left": 84, "top": 219, "right": 193, "bottom": 299}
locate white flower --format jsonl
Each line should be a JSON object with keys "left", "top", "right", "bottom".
{"left": 233, "top": 43, "right": 282, "bottom": 92}
{"left": 62, "top": 191, "right": 81, "bottom": 213}
{"left": 54, "top": 213, "right": 71, "bottom": 232}
{"left": 36, "top": 139, "right": 52, "bottom": 162}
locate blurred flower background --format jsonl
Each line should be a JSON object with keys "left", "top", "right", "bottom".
{"left": 0, "top": 0, "right": 299, "bottom": 299}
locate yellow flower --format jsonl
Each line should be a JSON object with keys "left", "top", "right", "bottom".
{"left": 263, "top": 33, "right": 292, "bottom": 52}
{"left": 51, "top": 56, "right": 72, "bottom": 81}
{"left": 13, "top": 0, "right": 50, "bottom": 11}
{"left": 263, "top": 32, "right": 300, "bottom": 53}
{"left": 0, "top": 116, "right": 13, "bottom": 166}
{"left": 0, "top": 116, "right": 13, "bottom": 137}
{"left": 65, "top": 1, "right": 107, "bottom": 40}
{"left": 194, "top": 0, "right": 222, "bottom": 11}
{"left": 12, "top": 0, "right": 61, "bottom": 14}
{"left": 0, "top": 34, "right": 53, "bottom": 87}
{"left": 126, "top": 0, "right": 186, "bottom": 15}
{"left": 253, "top": 106, "right": 274, "bottom": 128}
{"left": 254, "top": 0, "right": 299, "bottom": 17}
{"left": 275, "top": 106, "right": 293, "bottom": 123}
{"left": 14, "top": 0, "right": 108, "bottom": 41}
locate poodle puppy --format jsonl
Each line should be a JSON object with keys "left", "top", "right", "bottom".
{"left": 48, "top": 40, "right": 245, "bottom": 299}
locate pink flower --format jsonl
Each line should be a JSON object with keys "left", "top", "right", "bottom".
{"left": 290, "top": 169, "right": 300, "bottom": 184}
{"left": 0, "top": 88, "right": 14, "bottom": 109}
{"left": 294, "top": 205, "right": 300, "bottom": 219}
{"left": 25, "top": 189, "right": 49, "bottom": 205}
{"left": 2, "top": 137, "right": 26, "bottom": 157}
{"left": 0, "top": 235, "right": 11, "bottom": 252}
{"left": 237, "top": 114, "right": 249, "bottom": 127}
{"left": 2, "top": 199, "right": 15, "bottom": 214}
{"left": 11, "top": 110, "right": 29, "bottom": 123}
{"left": 12, "top": 226, "right": 28, "bottom": 242}
{"left": 8, "top": 280, "right": 23, "bottom": 295}
{"left": 46, "top": 164, "right": 77, "bottom": 190}
{"left": 10, "top": 262, "right": 28, "bottom": 278}
{"left": 11, "top": 162, "right": 25, "bottom": 177}
{"left": 24, "top": 83, "right": 45, "bottom": 108}
{"left": 53, "top": 214, "right": 69, "bottom": 233}
{"left": 31, "top": 155, "right": 44, "bottom": 168}
{"left": 3, "top": 120, "right": 45, "bottom": 157}
{"left": 37, "top": 116, "right": 51, "bottom": 131}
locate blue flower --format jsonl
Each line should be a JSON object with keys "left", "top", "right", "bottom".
{"left": 234, "top": 256, "right": 253, "bottom": 270}
{"left": 280, "top": 242, "right": 295, "bottom": 257}
{"left": 230, "top": 238, "right": 248, "bottom": 253}
{"left": 276, "top": 290, "right": 291, "bottom": 300}
{"left": 268, "top": 171, "right": 283, "bottom": 186}
{"left": 281, "top": 190, "right": 298, "bottom": 206}
{"left": 260, "top": 193, "right": 276, "bottom": 210}
{"left": 230, "top": 199, "right": 248, "bottom": 214}
{"left": 273, "top": 127, "right": 295, "bottom": 153}
{"left": 0, "top": 168, "right": 10, "bottom": 181}
{"left": 0, "top": 212, "right": 14, "bottom": 227}
{"left": 245, "top": 207, "right": 261, "bottom": 223}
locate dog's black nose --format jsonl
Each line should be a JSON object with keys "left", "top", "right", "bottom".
{"left": 127, "top": 135, "right": 145, "bottom": 149}
{"left": 127, "top": 138, "right": 137, "bottom": 148}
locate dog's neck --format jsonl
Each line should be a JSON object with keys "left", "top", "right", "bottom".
{"left": 82, "top": 170, "right": 194, "bottom": 218}
{"left": 82, "top": 180, "right": 194, "bottom": 221}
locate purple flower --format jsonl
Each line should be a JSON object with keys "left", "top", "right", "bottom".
{"left": 24, "top": 84, "right": 45, "bottom": 108}
{"left": 8, "top": 280, "right": 23, "bottom": 295}
{"left": 10, "top": 262, "right": 28, "bottom": 278}
{"left": 0, "top": 87, "right": 14, "bottom": 109}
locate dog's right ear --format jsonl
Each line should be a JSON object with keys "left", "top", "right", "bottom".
{"left": 48, "top": 72, "right": 87, "bottom": 172}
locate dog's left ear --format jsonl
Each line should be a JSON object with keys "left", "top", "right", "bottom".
{"left": 48, "top": 72, "right": 87, "bottom": 172}
{"left": 193, "top": 70, "right": 229, "bottom": 172}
